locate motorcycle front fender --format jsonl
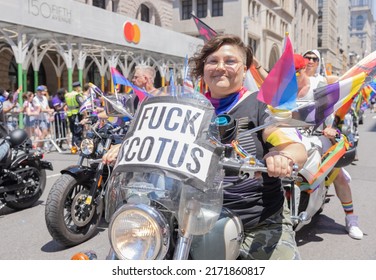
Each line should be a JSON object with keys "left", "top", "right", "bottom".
{"left": 61, "top": 165, "right": 97, "bottom": 184}
{"left": 190, "top": 207, "right": 243, "bottom": 260}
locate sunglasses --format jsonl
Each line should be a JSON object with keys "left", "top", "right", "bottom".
{"left": 304, "top": 56, "right": 319, "bottom": 62}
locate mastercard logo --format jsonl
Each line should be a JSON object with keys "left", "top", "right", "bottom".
{"left": 123, "top": 22, "right": 140, "bottom": 44}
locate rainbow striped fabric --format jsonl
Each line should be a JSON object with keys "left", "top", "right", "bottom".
{"left": 257, "top": 36, "right": 297, "bottom": 110}
{"left": 292, "top": 72, "right": 366, "bottom": 128}
{"left": 340, "top": 50, "right": 376, "bottom": 80}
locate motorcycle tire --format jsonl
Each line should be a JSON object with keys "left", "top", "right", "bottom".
{"left": 6, "top": 161, "right": 46, "bottom": 210}
{"left": 45, "top": 173, "right": 103, "bottom": 247}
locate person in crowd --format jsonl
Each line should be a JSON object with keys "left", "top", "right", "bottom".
{"left": 23, "top": 91, "right": 41, "bottom": 145}
{"left": 131, "top": 65, "right": 158, "bottom": 93}
{"left": 302, "top": 50, "right": 339, "bottom": 86}
{"left": 251, "top": 55, "right": 269, "bottom": 80}
{"left": 51, "top": 88, "right": 68, "bottom": 150}
{"left": 65, "top": 81, "right": 84, "bottom": 151}
{"left": 2, "top": 91, "right": 22, "bottom": 131}
{"left": 33, "top": 85, "right": 54, "bottom": 151}
{"left": 295, "top": 52, "right": 363, "bottom": 240}
{"left": 370, "top": 95, "right": 376, "bottom": 113}
{"left": 0, "top": 88, "right": 9, "bottom": 137}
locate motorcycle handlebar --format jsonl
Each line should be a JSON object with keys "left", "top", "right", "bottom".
{"left": 221, "top": 157, "right": 268, "bottom": 178}
{"left": 221, "top": 157, "right": 299, "bottom": 180}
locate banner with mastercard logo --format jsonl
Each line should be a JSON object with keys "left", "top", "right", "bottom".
{"left": 123, "top": 21, "right": 140, "bottom": 44}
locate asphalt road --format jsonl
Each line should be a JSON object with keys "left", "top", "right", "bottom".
{"left": 1, "top": 112, "right": 376, "bottom": 260}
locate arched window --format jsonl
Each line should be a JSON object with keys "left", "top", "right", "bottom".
{"left": 141, "top": 4, "right": 150, "bottom": 22}
{"left": 93, "top": 0, "right": 105, "bottom": 9}
{"left": 356, "top": 15, "right": 364, "bottom": 30}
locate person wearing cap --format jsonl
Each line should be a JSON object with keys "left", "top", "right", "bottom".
{"left": 65, "top": 81, "right": 84, "bottom": 150}
{"left": 295, "top": 53, "right": 363, "bottom": 240}
{"left": 303, "top": 50, "right": 339, "bottom": 85}
{"left": 33, "top": 85, "right": 54, "bottom": 150}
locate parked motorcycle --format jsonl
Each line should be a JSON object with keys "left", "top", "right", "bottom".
{"left": 45, "top": 114, "right": 126, "bottom": 247}
{"left": 0, "top": 128, "right": 53, "bottom": 211}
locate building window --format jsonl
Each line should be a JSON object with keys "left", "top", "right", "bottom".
{"left": 93, "top": 0, "right": 105, "bottom": 9}
{"left": 182, "top": 0, "right": 192, "bottom": 20}
{"left": 212, "top": 0, "right": 223, "bottom": 17}
{"left": 141, "top": 4, "right": 150, "bottom": 22}
{"left": 356, "top": 15, "right": 364, "bottom": 30}
{"left": 112, "top": 0, "right": 119, "bottom": 12}
{"left": 197, "top": 0, "right": 207, "bottom": 18}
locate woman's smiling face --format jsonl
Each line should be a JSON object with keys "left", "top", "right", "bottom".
{"left": 203, "top": 44, "right": 246, "bottom": 98}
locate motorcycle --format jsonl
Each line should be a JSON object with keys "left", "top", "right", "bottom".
{"left": 70, "top": 86, "right": 297, "bottom": 260}
{"left": 45, "top": 113, "right": 127, "bottom": 247}
{"left": 284, "top": 128, "right": 356, "bottom": 231}
{"left": 0, "top": 128, "right": 53, "bottom": 211}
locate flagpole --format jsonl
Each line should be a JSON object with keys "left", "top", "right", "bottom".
{"left": 90, "top": 87, "right": 95, "bottom": 114}
{"left": 114, "top": 84, "right": 119, "bottom": 100}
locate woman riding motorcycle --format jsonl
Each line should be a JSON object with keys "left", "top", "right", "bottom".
{"left": 103, "top": 34, "right": 307, "bottom": 260}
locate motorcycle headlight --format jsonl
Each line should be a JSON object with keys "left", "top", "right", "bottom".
{"left": 109, "top": 204, "right": 170, "bottom": 260}
{"left": 80, "top": 139, "right": 95, "bottom": 155}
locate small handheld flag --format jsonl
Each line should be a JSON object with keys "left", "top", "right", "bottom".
{"left": 257, "top": 35, "right": 297, "bottom": 110}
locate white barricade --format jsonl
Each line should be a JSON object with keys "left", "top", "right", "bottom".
{"left": 4, "top": 112, "right": 71, "bottom": 153}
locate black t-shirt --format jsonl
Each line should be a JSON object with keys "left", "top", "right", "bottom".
{"left": 222, "top": 92, "right": 284, "bottom": 229}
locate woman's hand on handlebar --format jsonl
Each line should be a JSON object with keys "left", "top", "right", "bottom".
{"left": 263, "top": 150, "right": 294, "bottom": 178}
{"left": 102, "top": 144, "right": 121, "bottom": 165}
{"left": 323, "top": 126, "right": 338, "bottom": 140}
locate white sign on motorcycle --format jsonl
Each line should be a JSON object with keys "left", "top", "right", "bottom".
{"left": 117, "top": 99, "right": 218, "bottom": 185}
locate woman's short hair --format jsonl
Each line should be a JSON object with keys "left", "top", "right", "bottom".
{"left": 189, "top": 34, "right": 253, "bottom": 80}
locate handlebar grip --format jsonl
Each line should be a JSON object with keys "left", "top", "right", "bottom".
{"left": 221, "top": 161, "right": 241, "bottom": 176}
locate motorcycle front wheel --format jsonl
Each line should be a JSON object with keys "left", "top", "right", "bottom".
{"left": 6, "top": 161, "right": 46, "bottom": 210}
{"left": 45, "top": 174, "right": 103, "bottom": 247}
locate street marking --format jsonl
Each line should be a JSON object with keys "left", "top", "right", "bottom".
{"left": 47, "top": 174, "right": 61, "bottom": 179}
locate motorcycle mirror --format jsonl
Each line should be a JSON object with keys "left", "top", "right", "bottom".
{"left": 103, "top": 94, "right": 134, "bottom": 119}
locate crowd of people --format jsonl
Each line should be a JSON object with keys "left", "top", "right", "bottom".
{"left": 0, "top": 82, "right": 98, "bottom": 152}
{"left": 0, "top": 33, "right": 368, "bottom": 260}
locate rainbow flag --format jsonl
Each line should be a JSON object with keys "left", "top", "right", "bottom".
{"left": 300, "top": 137, "right": 348, "bottom": 191}
{"left": 243, "top": 69, "right": 259, "bottom": 93}
{"left": 257, "top": 35, "right": 297, "bottom": 110}
{"left": 340, "top": 50, "right": 376, "bottom": 80}
{"left": 110, "top": 67, "right": 128, "bottom": 86}
{"left": 191, "top": 14, "right": 217, "bottom": 43}
{"left": 110, "top": 67, "right": 151, "bottom": 102}
{"left": 250, "top": 65, "right": 264, "bottom": 88}
{"left": 292, "top": 72, "right": 366, "bottom": 128}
